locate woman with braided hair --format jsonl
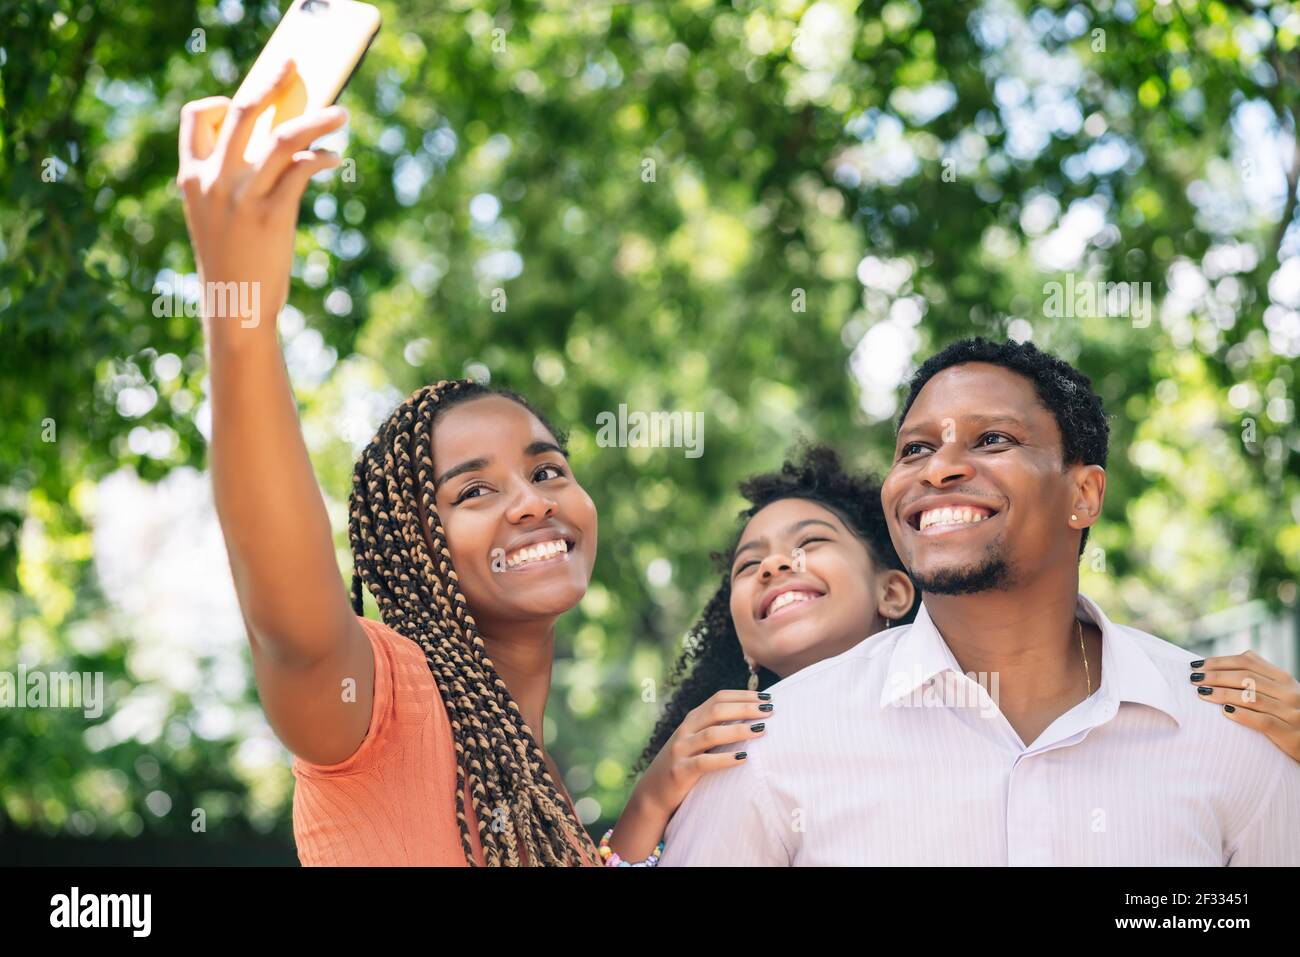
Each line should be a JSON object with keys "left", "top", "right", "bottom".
{"left": 324, "top": 380, "right": 603, "bottom": 865}
{"left": 178, "top": 68, "right": 600, "bottom": 865}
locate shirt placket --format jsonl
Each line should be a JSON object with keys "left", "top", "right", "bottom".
{"left": 1004, "top": 697, "right": 1119, "bottom": 866}
{"left": 948, "top": 667, "right": 1121, "bottom": 866}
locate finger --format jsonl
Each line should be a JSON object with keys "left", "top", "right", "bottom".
{"left": 682, "top": 691, "right": 772, "bottom": 731}
{"left": 687, "top": 751, "right": 756, "bottom": 776}
{"left": 1191, "top": 669, "right": 1293, "bottom": 706}
{"left": 1193, "top": 681, "right": 1299, "bottom": 720}
{"left": 1194, "top": 651, "right": 1290, "bottom": 684}
{"left": 685, "top": 720, "right": 767, "bottom": 754}
{"left": 178, "top": 97, "right": 231, "bottom": 168}
{"left": 689, "top": 699, "right": 774, "bottom": 731}
{"left": 705, "top": 689, "right": 773, "bottom": 705}
{"left": 266, "top": 149, "right": 341, "bottom": 208}
{"left": 247, "top": 106, "right": 348, "bottom": 198}
{"left": 1219, "top": 704, "right": 1300, "bottom": 761}
{"left": 216, "top": 56, "right": 299, "bottom": 172}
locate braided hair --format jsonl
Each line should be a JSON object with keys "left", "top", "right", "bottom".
{"left": 347, "top": 378, "right": 601, "bottom": 866}
{"left": 633, "top": 444, "right": 918, "bottom": 774}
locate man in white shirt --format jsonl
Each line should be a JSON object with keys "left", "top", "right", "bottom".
{"left": 660, "top": 338, "right": 1300, "bottom": 865}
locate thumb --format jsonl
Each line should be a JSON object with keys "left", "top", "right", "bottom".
{"left": 268, "top": 149, "right": 341, "bottom": 209}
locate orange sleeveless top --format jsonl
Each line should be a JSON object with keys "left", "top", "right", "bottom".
{"left": 291, "top": 615, "right": 595, "bottom": 866}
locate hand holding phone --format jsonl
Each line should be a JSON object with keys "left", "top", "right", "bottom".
{"left": 173, "top": 0, "right": 380, "bottom": 328}
{"left": 232, "top": 0, "right": 381, "bottom": 164}
{"left": 176, "top": 60, "right": 349, "bottom": 328}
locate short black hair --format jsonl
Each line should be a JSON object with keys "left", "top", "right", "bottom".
{"left": 896, "top": 337, "right": 1109, "bottom": 554}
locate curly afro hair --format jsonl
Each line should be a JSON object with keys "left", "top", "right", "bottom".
{"left": 633, "top": 443, "right": 916, "bottom": 774}
{"left": 897, "top": 337, "right": 1110, "bottom": 554}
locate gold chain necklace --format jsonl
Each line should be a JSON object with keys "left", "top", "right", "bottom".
{"left": 1077, "top": 618, "right": 1092, "bottom": 698}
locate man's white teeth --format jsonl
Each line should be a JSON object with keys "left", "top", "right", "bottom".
{"left": 919, "top": 506, "right": 991, "bottom": 530}
{"left": 506, "top": 539, "right": 569, "bottom": 568}
{"left": 766, "top": 590, "right": 819, "bottom": 617}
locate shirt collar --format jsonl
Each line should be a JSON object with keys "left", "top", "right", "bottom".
{"left": 1077, "top": 592, "right": 1181, "bottom": 726}
{"left": 879, "top": 593, "right": 1182, "bottom": 727}
{"left": 879, "top": 600, "right": 965, "bottom": 709}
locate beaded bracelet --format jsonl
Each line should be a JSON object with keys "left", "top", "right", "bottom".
{"left": 599, "top": 828, "right": 665, "bottom": 867}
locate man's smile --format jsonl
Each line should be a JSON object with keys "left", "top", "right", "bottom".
{"left": 903, "top": 496, "right": 1003, "bottom": 536}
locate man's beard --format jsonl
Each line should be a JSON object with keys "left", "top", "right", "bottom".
{"left": 912, "top": 552, "right": 1014, "bottom": 595}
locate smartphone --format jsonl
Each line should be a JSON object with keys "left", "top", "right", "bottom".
{"left": 232, "top": 0, "right": 382, "bottom": 163}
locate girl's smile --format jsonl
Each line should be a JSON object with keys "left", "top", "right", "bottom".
{"left": 758, "top": 585, "right": 827, "bottom": 622}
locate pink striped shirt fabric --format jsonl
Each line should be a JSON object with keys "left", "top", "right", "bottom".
{"left": 659, "top": 594, "right": 1300, "bottom": 866}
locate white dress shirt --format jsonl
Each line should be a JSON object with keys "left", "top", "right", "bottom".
{"left": 659, "top": 594, "right": 1300, "bottom": 866}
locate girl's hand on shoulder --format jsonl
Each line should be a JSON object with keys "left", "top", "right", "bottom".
{"left": 639, "top": 689, "right": 774, "bottom": 817}
{"left": 1191, "top": 650, "right": 1300, "bottom": 762}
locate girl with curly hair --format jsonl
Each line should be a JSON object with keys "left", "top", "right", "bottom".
{"left": 603, "top": 444, "right": 917, "bottom": 864}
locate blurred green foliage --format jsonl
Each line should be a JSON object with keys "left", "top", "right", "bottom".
{"left": 1, "top": 0, "right": 1298, "bottom": 854}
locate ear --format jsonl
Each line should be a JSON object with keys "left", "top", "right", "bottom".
{"left": 875, "top": 568, "right": 915, "bottom": 623}
{"left": 1067, "top": 464, "right": 1106, "bottom": 532}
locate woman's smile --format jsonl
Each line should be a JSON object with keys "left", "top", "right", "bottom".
{"left": 500, "top": 536, "right": 576, "bottom": 572}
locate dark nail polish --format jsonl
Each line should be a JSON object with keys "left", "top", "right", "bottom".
{"left": 1190, "top": 659, "right": 1205, "bottom": 668}
{"left": 735, "top": 751, "right": 748, "bottom": 760}
{"left": 758, "top": 703, "right": 773, "bottom": 712}
{"left": 1223, "top": 704, "right": 1236, "bottom": 713}
{"left": 1197, "top": 686, "right": 1213, "bottom": 696}
{"left": 750, "top": 722, "right": 765, "bottom": 732}
{"left": 1190, "top": 672, "right": 1205, "bottom": 682}
{"left": 757, "top": 692, "right": 772, "bottom": 700}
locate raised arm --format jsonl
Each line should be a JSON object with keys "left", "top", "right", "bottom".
{"left": 176, "top": 60, "right": 371, "bottom": 766}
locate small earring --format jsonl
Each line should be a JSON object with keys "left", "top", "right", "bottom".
{"left": 884, "top": 617, "right": 892, "bottom": 629}
{"left": 1070, "top": 513, "right": 1078, "bottom": 522}
{"left": 747, "top": 663, "right": 759, "bottom": 692}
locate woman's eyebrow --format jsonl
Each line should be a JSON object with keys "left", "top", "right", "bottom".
{"left": 435, "top": 441, "right": 566, "bottom": 490}
{"left": 435, "top": 457, "right": 489, "bottom": 490}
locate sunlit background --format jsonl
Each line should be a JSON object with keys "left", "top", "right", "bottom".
{"left": 3, "top": 0, "right": 1299, "bottom": 862}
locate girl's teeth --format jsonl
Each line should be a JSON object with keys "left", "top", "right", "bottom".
{"left": 768, "top": 590, "right": 817, "bottom": 616}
